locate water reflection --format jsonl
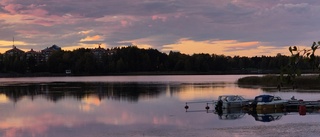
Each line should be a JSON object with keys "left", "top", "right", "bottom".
{"left": 188, "top": 106, "right": 320, "bottom": 123}
{"left": 216, "top": 108, "right": 246, "bottom": 120}
{"left": 0, "top": 82, "right": 247, "bottom": 103}
{"left": 0, "top": 80, "right": 253, "bottom": 137}
{"left": 1, "top": 75, "right": 320, "bottom": 137}
{"left": 0, "top": 82, "right": 168, "bottom": 103}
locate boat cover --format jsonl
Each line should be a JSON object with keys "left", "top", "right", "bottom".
{"left": 254, "top": 95, "right": 274, "bottom": 102}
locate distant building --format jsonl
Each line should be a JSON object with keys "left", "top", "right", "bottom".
{"left": 106, "top": 48, "right": 116, "bottom": 55}
{"left": 26, "top": 48, "right": 41, "bottom": 63}
{"left": 4, "top": 46, "right": 26, "bottom": 61}
{"left": 26, "top": 49, "right": 39, "bottom": 58}
{"left": 91, "top": 45, "right": 107, "bottom": 61}
{"left": 91, "top": 46, "right": 117, "bottom": 62}
{"left": 41, "top": 44, "right": 62, "bottom": 62}
{"left": 5, "top": 46, "right": 25, "bottom": 56}
{"left": 65, "top": 69, "right": 72, "bottom": 75}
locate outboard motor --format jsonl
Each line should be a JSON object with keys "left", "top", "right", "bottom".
{"left": 250, "top": 100, "right": 257, "bottom": 111}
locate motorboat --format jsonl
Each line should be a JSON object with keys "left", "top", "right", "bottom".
{"left": 251, "top": 95, "right": 288, "bottom": 110}
{"left": 215, "top": 95, "right": 251, "bottom": 110}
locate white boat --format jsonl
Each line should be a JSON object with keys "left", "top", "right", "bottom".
{"left": 251, "top": 95, "right": 288, "bottom": 110}
{"left": 215, "top": 95, "right": 250, "bottom": 110}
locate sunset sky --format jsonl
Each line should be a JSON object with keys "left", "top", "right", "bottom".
{"left": 0, "top": 0, "right": 319, "bottom": 56}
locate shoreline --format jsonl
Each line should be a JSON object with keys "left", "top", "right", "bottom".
{"left": 0, "top": 71, "right": 274, "bottom": 78}
{"left": 237, "top": 74, "right": 320, "bottom": 90}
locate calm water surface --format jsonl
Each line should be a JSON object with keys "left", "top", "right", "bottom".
{"left": 0, "top": 75, "right": 320, "bottom": 137}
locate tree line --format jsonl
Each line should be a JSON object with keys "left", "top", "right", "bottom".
{"left": 0, "top": 46, "right": 317, "bottom": 75}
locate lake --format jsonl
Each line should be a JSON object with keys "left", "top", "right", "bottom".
{"left": 0, "top": 75, "right": 320, "bottom": 137}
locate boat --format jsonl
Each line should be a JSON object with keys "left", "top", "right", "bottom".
{"left": 251, "top": 95, "right": 288, "bottom": 110}
{"left": 215, "top": 95, "right": 251, "bottom": 110}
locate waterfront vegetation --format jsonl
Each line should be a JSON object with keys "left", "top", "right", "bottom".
{"left": 238, "top": 42, "right": 320, "bottom": 90}
{"left": 237, "top": 75, "right": 320, "bottom": 89}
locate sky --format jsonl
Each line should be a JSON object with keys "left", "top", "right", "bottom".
{"left": 0, "top": 0, "right": 319, "bottom": 56}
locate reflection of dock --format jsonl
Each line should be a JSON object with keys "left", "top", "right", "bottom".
{"left": 186, "top": 106, "right": 320, "bottom": 122}
{"left": 287, "top": 100, "right": 320, "bottom": 109}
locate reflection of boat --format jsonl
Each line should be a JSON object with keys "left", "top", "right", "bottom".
{"left": 250, "top": 108, "right": 286, "bottom": 122}
{"left": 254, "top": 113, "right": 284, "bottom": 122}
{"left": 215, "top": 95, "right": 251, "bottom": 110}
{"left": 216, "top": 107, "right": 246, "bottom": 120}
{"left": 251, "top": 95, "right": 288, "bottom": 110}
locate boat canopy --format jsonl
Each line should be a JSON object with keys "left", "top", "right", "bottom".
{"left": 254, "top": 95, "right": 274, "bottom": 102}
{"left": 218, "top": 95, "right": 246, "bottom": 102}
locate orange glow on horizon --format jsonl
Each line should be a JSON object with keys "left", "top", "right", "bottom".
{"left": 63, "top": 43, "right": 108, "bottom": 51}
{"left": 163, "top": 39, "right": 292, "bottom": 57}
{"left": 0, "top": 40, "right": 32, "bottom": 53}
{"left": 0, "top": 37, "right": 317, "bottom": 57}
{"left": 80, "top": 35, "right": 104, "bottom": 42}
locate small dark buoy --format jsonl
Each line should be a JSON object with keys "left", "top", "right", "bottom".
{"left": 205, "top": 106, "right": 210, "bottom": 110}
{"left": 185, "top": 105, "right": 189, "bottom": 109}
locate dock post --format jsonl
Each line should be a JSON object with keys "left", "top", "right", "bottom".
{"left": 299, "top": 105, "right": 306, "bottom": 116}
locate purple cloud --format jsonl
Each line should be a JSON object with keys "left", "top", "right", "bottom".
{"left": 0, "top": 0, "right": 320, "bottom": 55}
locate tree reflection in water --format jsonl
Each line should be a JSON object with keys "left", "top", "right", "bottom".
{"left": 0, "top": 82, "right": 167, "bottom": 103}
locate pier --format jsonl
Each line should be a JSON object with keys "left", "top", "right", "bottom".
{"left": 185, "top": 96, "right": 320, "bottom": 115}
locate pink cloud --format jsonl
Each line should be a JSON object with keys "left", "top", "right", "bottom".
{"left": 33, "top": 20, "right": 56, "bottom": 26}
{"left": 152, "top": 15, "right": 167, "bottom": 22}
{"left": 21, "top": 8, "right": 48, "bottom": 17}
{"left": 3, "top": 4, "right": 23, "bottom": 14}
{"left": 4, "top": 128, "right": 19, "bottom": 137}
{"left": 3, "top": 3, "right": 49, "bottom": 17}
{"left": 121, "top": 20, "right": 128, "bottom": 27}
{"left": 16, "top": 30, "right": 50, "bottom": 35}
